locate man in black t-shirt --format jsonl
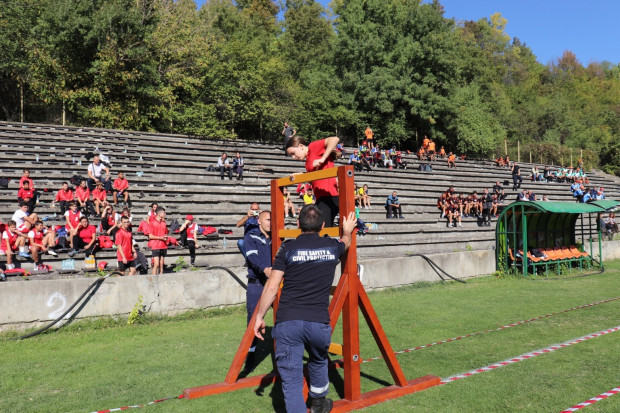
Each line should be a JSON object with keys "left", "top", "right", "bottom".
{"left": 511, "top": 162, "right": 522, "bottom": 190}
{"left": 253, "top": 205, "right": 356, "bottom": 413}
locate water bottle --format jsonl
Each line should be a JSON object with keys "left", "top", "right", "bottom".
{"left": 72, "top": 156, "right": 75, "bottom": 163}
{"left": 36, "top": 154, "right": 39, "bottom": 162}
{"left": 355, "top": 207, "right": 360, "bottom": 219}
{"left": 222, "top": 236, "right": 227, "bottom": 249}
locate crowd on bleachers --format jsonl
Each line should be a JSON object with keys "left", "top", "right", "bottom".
{"left": 0, "top": 148, "right": 212, "bottom": 277}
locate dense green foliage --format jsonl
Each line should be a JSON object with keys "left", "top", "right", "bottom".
{"left": 1, "top": 0, "right": 619, "bottom": 173}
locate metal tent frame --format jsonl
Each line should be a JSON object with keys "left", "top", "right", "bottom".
{"left": 495, "top": 200, "right": 619, "bottom": 276}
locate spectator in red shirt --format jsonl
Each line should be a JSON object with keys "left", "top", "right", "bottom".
{"left": 146, "top": 203, "right": 158, "bottom": 223}
{"left": 112, "top": 172, "right": 130, "bottom": 206}
{"left": 19, "top": 169, "right": 34, "bottom": 190}
{"left": 115, "top": 216, "right": 137, "bottom": 276}
{"left": 1, "top": 220, "right": 28, "bottom": 269}
{"left": 91, "top": 181, "right": 108, "bottom": 215}
{"left": 148, "top": 207, "right": 168, "bottom": 275}
{"left": 28, "top": 220, "right": 57, "bottom": 269}
{"left": 285, "top": 135, "right": 340, "bottom": 226}
{"left": 17, "top": 180, "right": 36, "bottom": 214}
{"left": 54, "top": 182, "right": 74, "bottom": 215}
{"left": 75, "top": 180, "right": 95, "bottom": 216}
{"left": 101, "top": 205, "right": 120, "bottom": 240}
{"left": 178, "top": 215, "right": 198, "bottom": 266}
{"left": 68, "top": 216, "right": 98, "bottom": 257}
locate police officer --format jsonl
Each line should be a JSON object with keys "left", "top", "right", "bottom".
{"left": 236, "top": 203, "right": 261, "bottom": 259}
{"left": 253, "top": 205, "right": 356, "bottom": 413}
{"left": 243, "top": 210, "right": 272, "bottom": 374}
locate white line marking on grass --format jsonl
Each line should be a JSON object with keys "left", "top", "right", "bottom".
{"left": 559, "top": 386, "right": 620, "bottom": 412}
{"left": 440, "top": 325, "right": 620, "bottom": 385}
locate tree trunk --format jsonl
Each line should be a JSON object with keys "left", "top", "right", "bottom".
{"left": 62, "top": 99, "right": 66, "bottom": 126}
{"left": 20, "top": 83, "right": 24, "bottom": 122}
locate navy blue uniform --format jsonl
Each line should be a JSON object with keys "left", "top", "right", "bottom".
{"left": 272, "top": 232, "right": 346, "bottom": 412}
{"left": 244, "top": 228, "right": 272, "bottom": 353}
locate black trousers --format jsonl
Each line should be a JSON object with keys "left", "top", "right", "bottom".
{"left": 79, "top": 200, "right": 95, "bottom": 216}
{"left": 58, "top": 200, "right": 69, "bottom": 216}
{"left": 72, "top": 235, "right": 98, "bottom": 256}
{"left": 316, "top": 196, "right": 339, "bottom": 227}
{"left": 219, "top": 166, "right": 232, "bottom": 179}
{"left": 187, "top": 239, "right": 196, "bottom": 263}
{"left": 512, "top": 175, "right": 522, "bottom": 188}
{"left": 386, "top": 204, "right": 402, "bottom": 218}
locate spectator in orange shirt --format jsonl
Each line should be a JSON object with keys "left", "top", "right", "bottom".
{"left": 447, "top": 152, "right": 456, "bottom": 168}
{"left": 113, "top": 172, "right": 130, "bottom": 206}
{"left": 91, "top": 181, "right": 108, "bottom": 215}
{"left": 364, "top": 126, "right": 374, "bottom": 149}
{"left": 439, "top": 146, "right": 446, "bottom": 158}
{"left": 427, "top": 140, "right": 436, "bottom": 161}
{"left": 422, "top": 135, "right": 430, "bottom": 149}
{"left": 75, "top": 180, "right": 95, "bottom": 216}
{"left": 17, "top": 180, "right": 36, "bottom": 214}
{"left": 54, "top": 182, "right": 74, "bottom": 215}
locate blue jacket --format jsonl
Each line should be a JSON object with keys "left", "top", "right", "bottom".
{"left": 386, "top": 194, "right": 399, "bottom": 206}
{"left": 244, "top": 228, "right": 272, "bottom": 281}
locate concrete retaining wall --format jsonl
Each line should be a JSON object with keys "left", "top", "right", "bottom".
{"left": 3, "top": 243, "right": 612, "bottom": 332}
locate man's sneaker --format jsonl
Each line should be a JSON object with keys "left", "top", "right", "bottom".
{"left": 310, "top": 397, "right": 333, "bottom": 413}
{"left": 68, "top": 249, "right": 78, "bottom": 257}
{"left": 0, "top": 271, "right": 5, "bottom": 281}
{"left": 47, "top": 249, "right": 58, "bottom": 256}
{"left": 19, "top": 251, "right": 31, "bottom": 259}
{"left": 458, "top": 222, "right": 462, "bottom": 227}
{"left": 6, "top": 264, "right": 15, "bottom": 270}
{"left": 399, "top": 215, "right": 405, "bottom": 219}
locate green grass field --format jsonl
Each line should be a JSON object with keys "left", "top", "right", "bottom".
{"left": 2, "top": 262, "right": 620, "bottom": 412}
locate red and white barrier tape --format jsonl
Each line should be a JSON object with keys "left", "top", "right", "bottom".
{"left": 359, "top": 296, "right": 620, "bottom": 364}
{"left": 440, "top": 325, "right": 620, "bottom": 385}
{"left": 559, "top": 386, "right": 620, "bottom": 412}
{"left": 91, "top": 394, "right": 183, "bottom": 413}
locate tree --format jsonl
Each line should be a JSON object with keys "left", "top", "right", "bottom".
{"left": 333, "top": 0, "right": 460, "bottom": 147}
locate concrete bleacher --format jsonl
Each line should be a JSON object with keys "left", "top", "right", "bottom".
{"left": 1, "top": 121, "right": 618, "bottom": 275}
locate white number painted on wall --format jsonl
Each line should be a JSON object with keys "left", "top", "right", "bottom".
{"left": 47, "top": 292, "right": 67, "bottom": 319}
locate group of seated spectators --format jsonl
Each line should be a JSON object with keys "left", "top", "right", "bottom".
{"left": 215, "top": 152, "right": 245, "bottom": 180}
{"left": 437, "top": 183, "right": 509, "bottom": 227}
{"left": 348, "top": 142, "right": 408, "bottom": 171}
{"left": 354, "top": 184, "right": 372, "bottom": 209}
{"left": 571, "top": 183, "right": 605, "bottom": 203}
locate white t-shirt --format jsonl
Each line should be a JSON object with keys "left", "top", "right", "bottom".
{"left": 88, "top": 162, "right": 106, "bottom": 179}
{"left": 12, "top": 209, "right": 28, "bottom": 227}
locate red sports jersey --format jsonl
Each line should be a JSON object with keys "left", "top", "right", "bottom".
{"left": 75, "top": 186, "right": 91, "bottom": 202}
{"left": 56, "top": 189, "right": 74, "bottom": 202}
{"left": 17, "top": 188, "right": 34, "bottom": 199}
{"left": 187, "top": 222, "right": 197, "bottom": 239}
{"left": 305, "top": 139, "right": 338, "bottom": 199}
{"left": 113, "top": 178, "right": 129, "bottom": 191}
{"left": 105, "top": 213, "right": 119, "bottom": 227}
{"left": 19, "top": 176, "right": 34, "bottom": 189}
{"left": 1, "top": 229, "right": 18, "bottom": 251}
{"left": 147, "top": 211, "right": 157, "bottom": 222}
{"left": 65, "top": 210, "right": 83, "bottom": 230}
{"left": 28, "top": 228, "right": 46, "bottom": 245}
{"left": 92, "top": 188, "right": 107, "bottom": 202}
{"left": 77, "top": 225, "right": 96, "bottom": 244}
{"left": 115, "top": 227, "right": 134, "bottom": 261}
{"left": 148, "top": 219, "right": 168, "bottom": 250}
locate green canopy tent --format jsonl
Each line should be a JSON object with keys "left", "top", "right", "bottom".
{"left": 495, "top": 200, "right": 619, "bottom": 275}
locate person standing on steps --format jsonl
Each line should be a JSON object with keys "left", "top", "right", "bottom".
{"left": 282, "top": 121, "right": 296, "bottom": 148}
{"left": 253, "top": 205, "right": 357, "bottom": 413}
